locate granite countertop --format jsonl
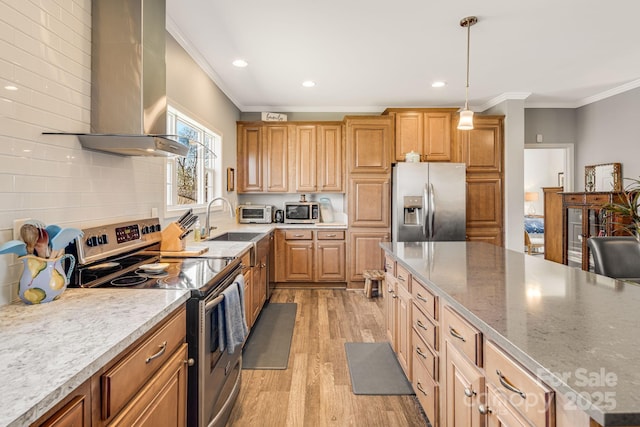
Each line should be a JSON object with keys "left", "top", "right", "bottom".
{"left": 0, "top": 288, "right": 190, "bottom": 427}
{"left": 381, "top": 241, "right": 640, "bottom": 427}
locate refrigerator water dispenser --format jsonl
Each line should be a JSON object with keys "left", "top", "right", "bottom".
{"left": 403, "top": 196, "right": 423, "bottom": 225}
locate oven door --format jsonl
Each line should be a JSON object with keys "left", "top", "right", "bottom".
{"left": 195, "top": 274, "right": 242, "bottom": 427}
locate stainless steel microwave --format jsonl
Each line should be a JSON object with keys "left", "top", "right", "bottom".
{"left": 284, "top": 202, "right": 320, "bottom": 224}
{"left": 238, "top": 204, "right": 273, "bottom": 224}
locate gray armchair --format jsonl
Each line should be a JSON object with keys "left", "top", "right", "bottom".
{"left": 587, "top": 236, "right": 640, "bottom": 279}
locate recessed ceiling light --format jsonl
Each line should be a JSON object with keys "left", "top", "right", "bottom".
{"left": 302, "top": 80, "right": 316, "bottom": 88}
{"left": 232, "top": 59, "right": 248, "bottom": 68}
{"left": 4, "top": 85, "right": 18, "bottom": 91}
{"left": 431, "top": 81, "right": 446, "bottom": 88}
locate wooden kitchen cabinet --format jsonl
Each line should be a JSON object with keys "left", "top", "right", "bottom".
{"left": 294, "top": 123, "right": 344, "bottom": 193}
{"left": 237, "top": 125, "right": 263, "bottom": 192}
{"left": 454, "top": 116, "right": 505, "bottom": 247}
{"left": 252, "top": 251, "right": 268, "bottom": 322}
{"left": 240, "top": 250, "right": 253, "bottom": 327}
{"left": 444, "top": 340, "right": 485, "bottom": 427}
{"left": 384, "top": 108, "right": 457, "bottom": 162}
{"left": 264, "top": 125, "right": 289, "bottom": 192}
{"left": 237, "top": 123, "right": 288, "bottom": 193}
{"left": 543, "top": 186, "right": 563, "bottom": 263}
{"left": 347, "top": 229, "right": 389, "bottom": 283}
{"left": 87, "top": 306, "right": 187, "bottom": 427}
{"left": 315, "top": 230, "right": 346, "bottom": 281}
{"left": 385, "top": 272, "right": 398, "bottom": 347}
{"left": 238, "top": 121, "right": 343, "bottom": 194}
{"left": 348, "top": 176, "right": 390, "bottom": 228}
{"left": 33, "top": 380, "right": 91, "bottom": 427}
{"left": 274, "top": 229, "right": 346, "bottom": 285}
{"left": 345, "top": 116, "right": 393, "bottom": 174}
{"left": 396, "top": 273, "right": 412, "bottom": 377}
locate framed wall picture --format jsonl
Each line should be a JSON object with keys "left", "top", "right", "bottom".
{"left": 227, "top": 167, "right": 235, "bottom": 192}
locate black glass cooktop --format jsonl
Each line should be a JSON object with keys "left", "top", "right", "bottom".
{"left": 76, "top": 256, "right": 238, "bottom": 295}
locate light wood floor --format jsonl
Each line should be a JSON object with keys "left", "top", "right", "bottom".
{"left": 228, "top": 289, "right": 429, "bottom": 426}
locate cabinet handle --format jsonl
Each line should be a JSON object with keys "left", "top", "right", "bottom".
{"left": 398, "top": 276, "right": 406, "bottom": 282}
{"left": 325, "top": 234, "right": 336, "bottom": 237}
{"left": 145, "top": 341, "right": 167, "bottom": 364}
{"left": 497, "top": 370, "right": 527, "bottom": 399}
{"left": 464, "top": 387, "right": 476, "bottom": 398}
{"left": 416, "top": 293, "right": 428, "bottom": 303}
{"left": 388, "top": 287, "right": 394, "bottom": 293}
{"left": 392, "top": 293, "right": 398, "bottom": 299}
{"left": 185, "top": 358, "right": 195, "bottom": 366}
{"left": 416, "top": 382, "right": 428, "bottom": 396}
{"left": 478, "top": 404, "right": 491, "bottom": 415}
{"left": 260, "top": 263, "right": 266, "bottom": 268}
{"left": 416, "top": 320, "right": 428, "bottom": 331}
{"left": 449, "top": 326, "right": 466, "bottom": 342}
{"left": 416, "top": 347, "right": 427, "bottom": 359}
{"left": 294, "top": 234, "right": 305, "bottom": 237}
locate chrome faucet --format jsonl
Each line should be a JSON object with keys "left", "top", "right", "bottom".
{"left": 204, "top": 197, "right": 235, "bottom": 237}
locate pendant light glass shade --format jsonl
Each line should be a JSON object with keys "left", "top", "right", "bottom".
{"left": 458, "top": 16, "right": 477, "bottom": 131}
{"left": 458, "top": 109, "right": 474, "bottom": 130}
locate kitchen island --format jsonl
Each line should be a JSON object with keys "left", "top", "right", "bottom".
{"left": 381, "top": 241, "right": 640, "bottom": 427}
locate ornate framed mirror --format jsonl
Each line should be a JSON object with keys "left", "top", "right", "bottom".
{"left": 584, "top": 162, "right": 622, "bottom": 192}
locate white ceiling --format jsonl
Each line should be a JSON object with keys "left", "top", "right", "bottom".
{"left": 166, "top": 0, "right": 640, "bottom": 113}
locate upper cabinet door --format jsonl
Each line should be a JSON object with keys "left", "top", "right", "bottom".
{"left": 237, "top": 125, "right": 263, "bottom": 193}
{"left": 346, "top": 117, "right": 393, "bottom": 174}
{"left": 423, "top": 111, "right": 452, "bottom": 161}
{"left": 457, "top": 116, "right": 503, "bottom": 173}
{"left": 394, "top": 112, "right": 423, "bottom": 161}
{"left": 391, "top": 109, "right": 455, "bottom": 162}
{"left": 317, "top": 124, "right": 343, "bottom": 192}
{"left": 264, "top": 125, "right": 289, "bottom": 192}
{"left": 295, "top": 125, "right": 317, "bottom": 192}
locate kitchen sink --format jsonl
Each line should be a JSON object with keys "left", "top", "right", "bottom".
{"left": 207, "top": 232, "right": 264, "bottom": 242}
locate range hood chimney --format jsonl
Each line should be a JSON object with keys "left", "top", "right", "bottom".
{"left": 50, "top": 0, "right": 188, "bottom": 157}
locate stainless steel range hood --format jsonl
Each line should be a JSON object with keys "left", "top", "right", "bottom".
{"left": 50, "top": 0, "right": 188, "bottom": 157}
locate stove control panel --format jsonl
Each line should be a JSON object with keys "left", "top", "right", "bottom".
{"left": 75, "top": 218, "right": 162, "bottom": 265}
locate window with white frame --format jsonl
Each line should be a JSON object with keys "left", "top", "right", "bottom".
{"left": 166, "top": 106, "right": 222, "bottom": 211}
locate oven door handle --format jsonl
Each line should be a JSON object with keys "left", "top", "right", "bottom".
{"left": 204, "top": 294, "right": 224, "bottom": 313}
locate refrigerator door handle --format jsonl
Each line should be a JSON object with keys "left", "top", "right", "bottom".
{"left": 429, "top": 183, "right": 435, "bottom": 239}
{"left": 423, "top": 184, "right": 429, "bottom": 239}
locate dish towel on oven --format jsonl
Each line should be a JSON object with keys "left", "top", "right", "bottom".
{"left": 218, "top": 274, "right": 248, "bottom": 354}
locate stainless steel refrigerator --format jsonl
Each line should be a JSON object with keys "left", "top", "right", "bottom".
{"left": 392, "top": 162, "right": 466, "bottom": 242}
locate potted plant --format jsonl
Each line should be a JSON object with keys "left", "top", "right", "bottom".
{"left": 601, "top": 177, "right": 640, "bottom": 240}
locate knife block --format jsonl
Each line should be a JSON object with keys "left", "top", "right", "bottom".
{"left": 160, "top": 222, "right": 186, "bottom": 252}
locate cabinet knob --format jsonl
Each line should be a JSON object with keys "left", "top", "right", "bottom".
{"left": 478, "top": 404, "right": 491, "bottom": 415}
{"left": 185, "top": 358, "right": 195, "bottom": 367}
{"left": 464, "top": 387, "right": 476, "bottom": 398}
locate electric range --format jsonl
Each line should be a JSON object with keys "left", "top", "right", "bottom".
{"left": 67, "top": 218, "right": 244, "bottom": 427}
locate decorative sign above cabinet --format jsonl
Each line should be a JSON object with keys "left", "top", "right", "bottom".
{"left": 261, "top": 112, "right": 288, "bottom": 121}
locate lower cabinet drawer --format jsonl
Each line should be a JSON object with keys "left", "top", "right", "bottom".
{"left": 412, "top": 303, "right": 438, "bottom": 351}
{"left": 412, "top": 357, "right": 438, "bottom": 426}
{"left": 101, "top": 308, "right": 186, "bottom": 419}
{"left": 412, "top": 276, "right": 437, "bottom": 320}
{"left": 442, "top": 305, "right": 482, "bottom": 366}
{"left": 412, "top": 329, "right": 438, "bottom": 381}
{"left": 484, "top": 340, "right": 555, "bottom": 427}
{"left": 284, "top": 230, "right": 313, "bottom": 240}
{"left": 316, "top": 230, "right": 345, "bottom": 240}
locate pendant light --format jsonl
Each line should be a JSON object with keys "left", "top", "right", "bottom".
{"left": 458, "top": 16, "right": 477, "bottom": 130}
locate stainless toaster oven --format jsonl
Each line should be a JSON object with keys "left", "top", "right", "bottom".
{"left": 238, "top": 204, "right": 273, "bottom": 224}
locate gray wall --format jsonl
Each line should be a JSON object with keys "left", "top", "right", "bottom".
{"left": 525, "top": 109, "right": 576, "bottom": 144}
{"left": 166, "top": 34, "right": 241, "bottom": 209}
{"left": 576, "top": 86, "right": 640, "bottom": 189}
